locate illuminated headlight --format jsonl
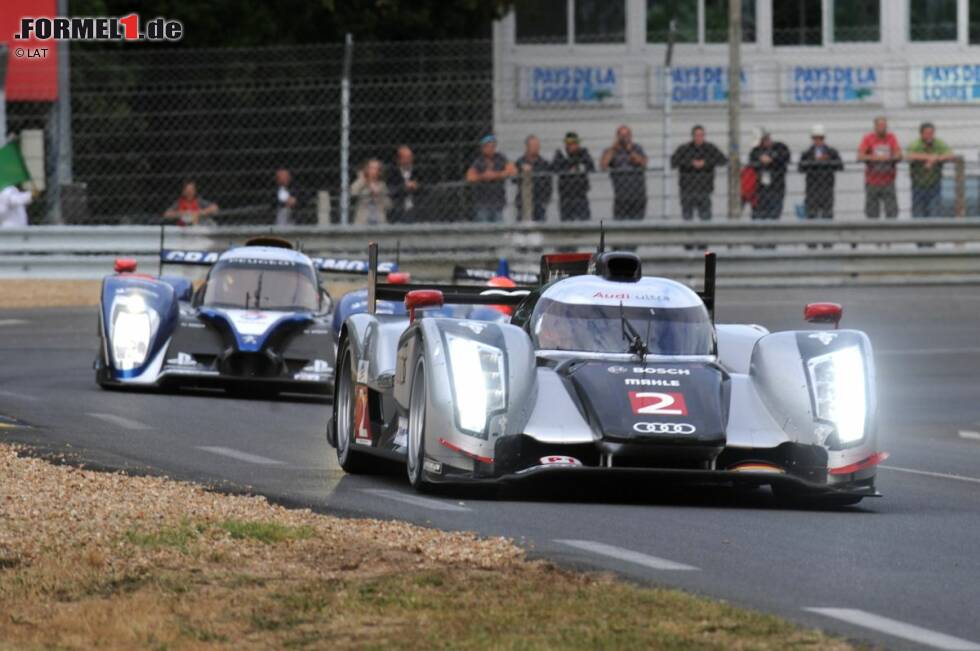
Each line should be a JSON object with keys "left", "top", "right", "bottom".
{"left": 445, "top": 334, "right": 506, "bottom": 436}
{"left": 806, "top": 346, "right": 866, "bottom": 445}
{"left": 110, "top": 293, "right": 159, "bottom": 371}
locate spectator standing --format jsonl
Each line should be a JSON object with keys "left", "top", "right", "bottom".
{"left": 465, "top": 134, "right": 516, "bottom": 222}
{"left": 351, "top": 159, "right": 391, "bottom": 226}
{"left": 386, "top": 145, "right": 421, "bottom": 223}
{"left": 163, "top": 180, "right": 219, "bottom": 226}
{"left": 274, "top": 168, "right": 298, "bottom": 226}
{"left": 905, "top": 122, "right": 955, "bottom": 218}
{"left": 0, "top": 185, "right": 33, "bottom": 228}
{"left": 858, "top": 117, "right": 902, "bottom": 219}
{"left": 671, "top": 125, "right": 727, "bottom": 221}
{"left": 798, "top": 124, "right": 844, "bottom": 220}
{"left": 748, "top": 129, "right": 790, "bottom": 220}
{"left": 514, "top": 135, "right": 552, "bottom": 222}
{"left": 552, "top": 132, "right": 595, "bottom": 221}
{"left": 600, "top": 125, "right": 648, "bottom": 220}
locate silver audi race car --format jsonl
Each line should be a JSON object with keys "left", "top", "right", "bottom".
{"left": 327, "top": 243, "right": 885, "bottom": 504}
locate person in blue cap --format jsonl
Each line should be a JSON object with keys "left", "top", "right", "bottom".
{"left": 465, "top": 134, "right": 516, "bottom": 222}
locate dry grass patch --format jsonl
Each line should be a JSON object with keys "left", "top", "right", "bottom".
{"left": 0, "top": 444, "right": 855, "bottom": 650}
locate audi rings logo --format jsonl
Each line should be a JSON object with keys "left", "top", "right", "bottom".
{"left": 607, "top": 366, "right": 630, "bottom": 375}
{"left": 633, "top": 422, "right": 697, "bottom": 435}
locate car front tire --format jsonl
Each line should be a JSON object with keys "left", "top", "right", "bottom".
{"left": 406, "top": 357, "right": 430, "bottom": 491}
{"left": 334, "top": 341, "right": 375, "bottom": 474}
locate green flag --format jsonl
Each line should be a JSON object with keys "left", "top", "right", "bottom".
{"left": 0, "top": 140, "right": 31, "bottom": 188}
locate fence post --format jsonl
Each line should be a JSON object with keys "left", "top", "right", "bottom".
{"left": 727, "top": 0, "right": 742, "bottom": 221}
{"left": 339, "top": 33, "right": 353, "bottom": 225}
{"left": 954, "top": 156, "right": 966, "bottom": 218}
{"left": 520, "top": 167, "right": 532, "bottom": 222}
{"left": 662, "top": 20, "right": 676, "bottom": 221}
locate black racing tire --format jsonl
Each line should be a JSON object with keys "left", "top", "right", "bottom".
{"left": 406, "top": 357, "right": 431, "bottom": 492}
{"left": 95, "top": 346, "right": 114, "bottom": 389}
{"left": 334, "top": 340, "right": 377, "bottom": 474}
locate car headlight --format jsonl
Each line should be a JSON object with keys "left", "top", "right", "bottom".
{"left": 110, "top": 293, "right": 160, "bottom": 371}
{"left": 445, "top": 333, "right": 506, "bottom": 437}
{"left": 806, "top": 346, "right": 866, "bottom": 445}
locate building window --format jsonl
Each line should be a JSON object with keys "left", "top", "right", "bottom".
{"left": 833, "top": 0, "right": 880, "bottom": 42}
{"left": 647, "top": 0, "right": 698, "bottom": 43}
{"left": 515, "top": 0, "right": 569, "bottom": 44}
{"left": 773, "top": 0, "right": 823, "bottom": 46}
{"left": 970, "top": 0, "right": 980, "bottom": 43}
{"left": 909, "top": 0, "right": 957, "bottom": 41}
{"left": 575, "top": 0, "right": 626, "bottom": 43}
{"left": 705, "top": 0, "right": 756, "bottom": 43}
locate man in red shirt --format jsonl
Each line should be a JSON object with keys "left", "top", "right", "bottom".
{"left": 857, "top": 117, "right": 902, "bottom": 219}
{"left": 163, "top": 180, "right": 219, "bottom": 226}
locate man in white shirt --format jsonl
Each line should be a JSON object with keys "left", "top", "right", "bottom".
{"left": 274, "top": 168, "right": 298, "bottom": 226}
{"left": 0, "top": 185, "right": 32, "bottom": 228}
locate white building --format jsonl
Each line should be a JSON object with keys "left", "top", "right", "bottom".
{"left": 492, "top": 0, "right": 980, "bottom": 219}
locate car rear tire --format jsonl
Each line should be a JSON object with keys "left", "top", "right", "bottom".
{"left": 406, "top": 358, "right": 430, "bottom": 492}
{"left": 334, "top": 342, "right": 377, "bottom": 474}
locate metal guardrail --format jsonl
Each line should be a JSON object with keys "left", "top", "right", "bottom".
{"left": 1, "top": 221, "right": 979, "bottom": 285}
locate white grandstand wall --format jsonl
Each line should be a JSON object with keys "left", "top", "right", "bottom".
{"left": 492, "top": 0, "right": 980, "bottom": 221}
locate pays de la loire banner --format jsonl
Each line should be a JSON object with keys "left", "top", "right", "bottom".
{"left": 516, "top": 65, "right": 623, "bottom": 108}
{"left": 908, "top": 64, "right": 980, "bottom": 104}
{"left": 648, "top": 65, "right": 752, "bottom": 107}
{"left": 781, "top": 65, "right": 881, "bottom": 105}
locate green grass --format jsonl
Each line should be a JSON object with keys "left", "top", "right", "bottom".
{"left": 124, "top": 520, "right": 205, "bottom": 552}
{"left": 124, "top": 519, "right": 313, "bottom": 553}
{"left": 217, "top": 520, "right": 313, "bottom": 544}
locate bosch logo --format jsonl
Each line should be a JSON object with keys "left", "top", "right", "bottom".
{"left": 633, "top": 367, "right": 691, "bottom": 375}
{"left": 632, "top": 422, "right": 696, "bottom": 435}
{"left": 607, "top": 366, "right": 630, "bottom": 375}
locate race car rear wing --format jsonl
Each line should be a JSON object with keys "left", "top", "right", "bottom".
{"left": 451, "top": 265, "right": 539, "bottom": 285}
{"left": 366, "top": 242, "right": 535, "bottom": 313}
{"left": 159, "top": 248, "right": 397, "bottom": 275}
{"left": 364, "top": 243, "right": 715, "bottom": 320}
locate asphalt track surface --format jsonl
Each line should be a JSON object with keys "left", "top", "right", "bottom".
{"left": 2, "top": 286, "right": 980, "bottom": 650}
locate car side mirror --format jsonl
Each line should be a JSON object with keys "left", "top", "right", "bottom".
{"left": 405, "top": 289, "right": 444, "bottom": 323}
{"left": 114, "top": 257, "right": 137, "bottom": 273}
{"left": 805, "top": 302, "right": 842, "bottom": 329}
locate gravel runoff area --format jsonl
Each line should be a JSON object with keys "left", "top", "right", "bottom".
{"left": 0, "top": 444, "right": 856, "bottom": 650}
{"left": 0, "top": 280, "right": 102, "bottom": 309}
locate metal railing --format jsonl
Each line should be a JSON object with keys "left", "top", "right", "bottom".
{"left": 4, "top": 221, "right": 980, "bottom": 286}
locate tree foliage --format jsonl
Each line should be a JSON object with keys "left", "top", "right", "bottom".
{"left": 71, "top": 0, "right": 515, "bottom": 46}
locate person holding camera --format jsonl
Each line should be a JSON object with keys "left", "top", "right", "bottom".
{"left": 600, "top": 125, "right": 648, "bottom": 221}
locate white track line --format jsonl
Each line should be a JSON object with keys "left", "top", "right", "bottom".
{"left": 805, "top": 608, "right": 980, "bottom": 650}
{"left": 360, "top": 488, "right": 471, "bottom": 512}
{"left": 86, "top": 412, "right": 152, "bottom": 431}
{"left": 0, "top": 319, "right": 28, "bottom": 327}
{"left": 958, "top": 430, "right": 980, "bottom": 442}
{"left": 555, "top": 539, "right": 699, "bottom": 571}
{"left": 880, "top": 465, "right": 980, "bottom": 485}
{"left": 196, "top": 446, "right": 286, "bottom": 466}
{"left": 0, "top": 390, "right": 37, "bottom": 401}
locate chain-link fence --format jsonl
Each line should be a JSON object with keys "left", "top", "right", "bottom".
{"left": 6, "top": 40, "right": 493, "bottom": 226}
{"left": 8, "top": 37, "right": 980, "bottom": 226}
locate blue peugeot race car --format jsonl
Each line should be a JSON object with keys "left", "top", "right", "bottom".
{"left": 95, "top": 237, "right": 388, "bottom": 397}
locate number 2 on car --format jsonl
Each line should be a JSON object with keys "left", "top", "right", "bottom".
{"left": 628, "top": 391, "right": 688, "bottom": 416}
